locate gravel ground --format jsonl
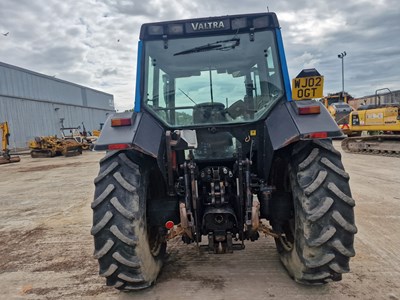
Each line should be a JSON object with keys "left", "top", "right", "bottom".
{"left": 0, "top": 141, "right": 399, "bottom": 300}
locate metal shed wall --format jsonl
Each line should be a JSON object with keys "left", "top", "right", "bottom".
{"left": 86, "top": 88, "right": 115, "bottom": 110}
{"left": 0, "top": 62, "right": 115, "bottom": 150}
{"left": 0, "top": 62, "right": 114, "bottom": 109}
{"left": 0, "top": 95, "right": 113, "bottom": 149}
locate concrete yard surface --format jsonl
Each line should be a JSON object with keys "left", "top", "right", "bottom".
{"left": 0, "top": 141, "right": 399, "bottom": 299}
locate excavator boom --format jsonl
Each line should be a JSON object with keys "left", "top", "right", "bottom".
{"left": 0, "top": 122, "right": 21, "bottom": 164}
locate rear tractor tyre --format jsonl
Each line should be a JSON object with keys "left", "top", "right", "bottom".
{"left": 276, "top": 139, "right": 357, "bottom": 284}
{"left": 91, "top": 151, "right": 165, "bottom": 290}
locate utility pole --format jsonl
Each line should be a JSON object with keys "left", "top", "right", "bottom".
{"left": 337, "top": 51, "right": 347, "bottom": 101}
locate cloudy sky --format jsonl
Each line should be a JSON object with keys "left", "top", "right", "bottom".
{"left": 1, "top": 0, "right": 399, "bottom": 111}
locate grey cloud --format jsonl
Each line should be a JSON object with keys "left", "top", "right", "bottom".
{"left": 66, "top": 27, "right": 83, "bottom": 37}
{"left": 99, "top": 0, "right": 154, "bottom": 17}
{"left": 27, "top": 45, "right": 86, "bottom": 72}
{"left": 0, "top": 0, "right": 399, "bottom": 109}
{"left": 101, "top": 68, "right": 118, "bottom": 76}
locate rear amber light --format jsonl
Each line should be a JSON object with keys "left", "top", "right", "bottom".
{"left": 298, "top": 105, "right": 321, "bottom": 115}
{"left": 108, "top": 144, "right": 130, "bottom": 150}
{"left": 309, "top": 132, "right": 328, "bottom": 139}
{"left": 111, "top": 118, "right": 132, "bottom": 127}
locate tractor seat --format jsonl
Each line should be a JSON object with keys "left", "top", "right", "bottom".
{"left": 193, "top": 102, "right": 226, "bottom": 124}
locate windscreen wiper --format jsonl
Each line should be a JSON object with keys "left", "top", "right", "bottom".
{"left": 174, "top": 38, "right": 240, "bottom": 56}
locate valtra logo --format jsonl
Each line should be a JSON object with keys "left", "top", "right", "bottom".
{"left": 190, "top": 21, "right": 225, "bottom": 31}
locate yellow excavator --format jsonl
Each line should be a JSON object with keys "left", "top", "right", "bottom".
{"left": 0, "top": 121, "right": 21, "bottom": 164}
{"left": 327, "top": 102, "right": 353, "bottom": 135}
{"left": 321, "top": 93, "right": 353, "bottom": 134}
{"left": 341, "top": 90, "right": 400, "bottom": 156}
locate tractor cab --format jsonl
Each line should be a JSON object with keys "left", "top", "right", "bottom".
{"left": 140, "top": 14, "right": 285, "bottom": 128}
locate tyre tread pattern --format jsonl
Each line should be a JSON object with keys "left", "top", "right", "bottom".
{"left": 91, "top": 151, "right": 162, "bottom": 290}
{"left": 306, "top": 197, "right": 334, "bottom": 222}
{"left": 304, "top": 170, "right": 327, "bottom": 195}
{"left": 91, "top": 184, "right": 115, "bottom": 209}
{"left": 111, "top": 281, "right": 124, "bottom": 288}
{"left": 94, "top": 161, "right": 119, "bottom": 184}
{"left": 112, "top": 252, "right": 140, "bottom": 268}
{"left": 94, "top": 239, "right": 114, "bottom": 259}
{"left": 279, "top": 139, "right": 356, "bottom": 284}
{"left": 118, "top": 273, "right": 145, "bottom": 283}
{"left": 100, "top": 263, "right": 118, "bottom": 277}
{"left": 306, "top": 226, "right": 336, "bottom": 247}
{"left": 113, "top": 172, "right": 136, "bottom": 193}
{"left": 332, "top": 211, "right": 358, "bottom": 234}
{"left": 328, "top": 183, "right": 356, "bottom": 207}
{"left": 110, "top": 197, "right": 136, "bottom": 220}
{"left": 299, "top": 148, "right": 319, "bottom": 171}
{"left": 321, "top": 157, "right": 349, "bottom": 179}
{"left": 91, "top": 211, "right": 113, "bottom": 235}
{"left": 304, "top": 253, "right": 335, "bottom": 268}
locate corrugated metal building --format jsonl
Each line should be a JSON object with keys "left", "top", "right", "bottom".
{"left": 349, "top": 89, "right": 400, "bottom": 109}
{"left": 0, "top": 62, "right": 115, "bottom": 149}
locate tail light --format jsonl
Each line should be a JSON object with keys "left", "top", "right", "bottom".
{"left": 111, "top": 118, "right": 132, "bottom": 127}
{"left": 304, "top": 132, "right": 328, "bottom": 139}
{"left": 298, "top": 105, "right": 321, "bottom": 115}
{"left": 292, "top": 100, "right": 321, "bottom": 115}
{"left": 108, "top": 144, "right": 131, "bottom": 150}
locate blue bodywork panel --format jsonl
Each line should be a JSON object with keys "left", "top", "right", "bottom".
{"left": 134, "top": 41, "right": 143, "bottom": 112}
{"left": 275, "top": 28, "right": 292, "bottom": 102}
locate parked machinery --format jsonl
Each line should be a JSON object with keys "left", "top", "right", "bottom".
{"left": 91, "top": 12, "right": 356, "bottom": 290}
{"left": 60, "top": 127, "right": 95, "bottom": 150}
{"left": 341, "top": 104, "right": 400, "bottom": 155}
{"left": 29, "top": 136, "right": 82, "bottom": 158}
{"left": 327, "top": 102, "right": 353, "bottom": 135}
{"left": 321, "top": 92, "right": 353, "bottom": 108}
{"left": 0, "top": 121, "right": 20, "bottom": 164}
{"left": 92, "top": 123, "right": 104, "bottom": 137}
{"left": 341, "top": 88, "right": 400, "bottom": 155}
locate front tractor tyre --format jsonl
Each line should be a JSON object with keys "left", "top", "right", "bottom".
{"left": 277, "top": 139, "right": 357, "bottom": 284}
{"left": 91, "top": 151, "right": 165, "bottom": 290}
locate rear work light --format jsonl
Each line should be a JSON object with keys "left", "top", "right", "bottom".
{"left": 298, "top": 105, "right": 321, "bottom": 115}
{"left": 111, "top": 118, "right": 132, "bottom": 127}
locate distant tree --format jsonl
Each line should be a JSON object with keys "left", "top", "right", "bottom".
{"left": 175, "top": 111, "right": 192, "bottom": 125}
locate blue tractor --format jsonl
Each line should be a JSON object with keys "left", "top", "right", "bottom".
{"left": 91, "top": 12, "right": 356, "bottom": 290}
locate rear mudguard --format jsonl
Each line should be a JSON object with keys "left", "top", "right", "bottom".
{"left": 261, "top": 100, "right": 342, "bottom": 179}
{"left": 265, "top": 100, "right": 343, "bottom": 151}
{"left": 94, "top": 111, "right": 164, "bottom": 158}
